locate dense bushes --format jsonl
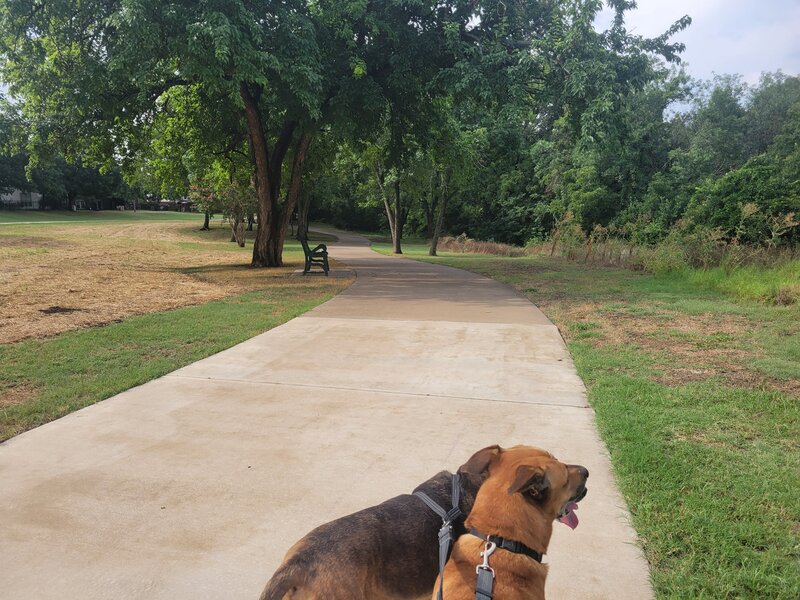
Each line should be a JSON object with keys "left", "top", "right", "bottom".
{"left": 451, "top": 74, "right": 800, "bottom": 250}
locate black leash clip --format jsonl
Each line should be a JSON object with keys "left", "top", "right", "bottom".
{"left": 476, "top": 541, "right": 496, "bottom": 575}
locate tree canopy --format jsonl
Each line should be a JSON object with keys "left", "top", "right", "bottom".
{"left": 2, "top": 1, "right": 795, "bottom": 255}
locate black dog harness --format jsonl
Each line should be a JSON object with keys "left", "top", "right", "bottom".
{"left": 414, "top": 473, "right": 463, "bottom": 600}
{"left": 414, "top": 476, "right": 544, "bottom": 600}
{"left": 468, "top": 528, "right": 543, "bottom": 600}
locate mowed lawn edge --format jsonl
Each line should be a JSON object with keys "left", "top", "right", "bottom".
{"left": 0, "top": 278, "right": 351, "bottom": 442}
{"left": 372, "top": 242, "right": 800, "bottom": 599}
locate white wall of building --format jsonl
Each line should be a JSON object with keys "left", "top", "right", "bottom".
{"left": 0, "top": 189, "right": 43, "bottom": 210}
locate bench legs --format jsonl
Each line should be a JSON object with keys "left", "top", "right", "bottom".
{"left": 303, "top": 255, "right": 329, "bottom": 276}
{"left": 299, "top": 237, "right": 329, "bottom": 276}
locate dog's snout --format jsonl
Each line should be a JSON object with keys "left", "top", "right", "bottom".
{"left": 569, "top": 464, "right": 589, "bottom": 480}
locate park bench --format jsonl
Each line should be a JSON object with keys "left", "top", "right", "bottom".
{"left": 298, "top": 234, "right": 330, "bottom": 276}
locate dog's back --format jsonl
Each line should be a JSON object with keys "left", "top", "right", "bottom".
{"left": 259, "top": 446, "right": 500, "bottom": 600}
{"left": 261, "top": 471, "right": 460, "bottom": 600}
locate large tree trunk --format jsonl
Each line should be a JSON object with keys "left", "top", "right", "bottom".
{"left": 240, "top": 82, "right": 304, "bottom": 267}
{"left": 423, "top": 171, "right": 437, "bottom": 240}
{"left": 392, "top": 179, "right": 404, "bottom": 254}
{"left": 241, "top": 83, "right": 274, "bottom": 266}
{"left": 376, "top": 166, "right": 397, "bottom": 248}
{"left": 429, "top": 169, "right": 451, "bottom": 257}
{"left": 201, "top": 211, "right": 210, "bottom": 230}
{"left": 297, "top": 189, "right": 312, "bottom": 239}
{"left": 376, "top": 166, "right": 407, "bottom": 254}
{"left": 231, "top": 216, "right": 246, "bottom": 247}
{"left": 266, "top": 133, "right": 312, "bottom": 263}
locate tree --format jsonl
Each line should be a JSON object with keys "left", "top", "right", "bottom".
{"left": 684, "top": 101, "right": 800, "bottom": 245}
{"left": 744, "top": 72, "right": 800, "bottom": 157}
{"left": 423, "top": 113, "right": 475, "bottom": 256}
{"left": 1, "top": 0, "right": 546, "bottom": 265}
{"left": 431, "top": 1, "right": 692, "bottom": 244}
{"left": 0, "top": 0, "right": 327, "bottom": 264}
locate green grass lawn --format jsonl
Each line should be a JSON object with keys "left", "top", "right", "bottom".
{"left": 0, "top": 209, "right": 203, "bottom": 224}
{"left": 0, "top": 278, "right": 348, "bottom": 441}
{"left": 374, "top": 242, "right": 800, "bottom": 599}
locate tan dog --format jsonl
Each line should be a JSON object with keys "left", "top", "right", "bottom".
{"left": 434, "top": 446, "right": 588, "bottom": 600}
{"left": 259, "top": 446, "right": 501, "bottom": 600}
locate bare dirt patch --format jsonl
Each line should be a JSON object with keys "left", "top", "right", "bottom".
{"left": 0, "top": 235, "right": 69, "bottom": 248}
{"left": 39, "top": 306, "right": 85, "bottom": 315}
{"left": 0, "top": 221, "right": 341, "bottom": 344}
{"left": 0, "top": 384, "right": 41, "bottom": 408}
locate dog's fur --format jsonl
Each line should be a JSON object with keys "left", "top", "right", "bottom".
{"left": 259, "top": 446, "right": 501, "bottom": 600}
{"left": 434, "top": 446, "right": 588, "bottom": 600}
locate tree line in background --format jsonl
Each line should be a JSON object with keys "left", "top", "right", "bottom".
{"left": 314, "top": 70, "right": 800, "bottom": 258}
{"left": 0, "top": 1, "right": 797, "bottom": 267}
{"left": 0, "top": 96, "right": 131, "bottom": 209}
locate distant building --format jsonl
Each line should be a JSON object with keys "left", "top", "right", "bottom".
{"left": 0, "top": 189, "right": 43, "bottom": 210}
{"left": 158, "top": 198, "right": 196, "bottom": 212}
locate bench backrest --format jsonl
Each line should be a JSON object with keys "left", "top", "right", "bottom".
{"left": 298, "top": 236, "right": 311, "bottom": 254}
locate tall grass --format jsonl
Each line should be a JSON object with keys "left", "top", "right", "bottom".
{"left": 429, "top": 229, "right": 800, "bottom": 305}
{"left": 437, "top": 234, "right": 526, "bottom": 256}
{"left": 677, "top": 261, "right": 800, "bottom": 305}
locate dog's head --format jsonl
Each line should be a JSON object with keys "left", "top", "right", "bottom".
{"left": 465, "top": 445, "right": 588, "bottom": 526}
{"left": 502, "top": 446, "right": 588, "bottom": 524}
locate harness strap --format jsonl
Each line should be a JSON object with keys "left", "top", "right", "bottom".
{"left": 414, "top": 473, "right": 463, "bottom": 600}
{"left": 468, "top": 528, "right": 543, "bottom": 563}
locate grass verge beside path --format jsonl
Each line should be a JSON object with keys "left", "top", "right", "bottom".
{"left": 0, "top": 277, "right": 349, "bottom": 442}
{"left": 1, "top": 217, "right": 350, "bottom": 440}
{"left": 373, "top": 243, "right": 800, "bottom": 599}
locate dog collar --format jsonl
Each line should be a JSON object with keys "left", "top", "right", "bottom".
{"left": 468, "top": 528, "right": 543, "bottom": 563}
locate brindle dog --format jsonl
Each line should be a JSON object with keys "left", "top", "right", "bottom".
{"left": 434, "top": 446, "right": 589, "bottom": 600}
{"left": 259, "top": 445, "right": 501, "bottom": 600}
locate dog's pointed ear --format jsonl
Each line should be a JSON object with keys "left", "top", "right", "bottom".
{"left": 507, "top": 465, "right": 549, "bottom": 499}
{"left": 458, "top": 445, "right": 502, "bottom": 479}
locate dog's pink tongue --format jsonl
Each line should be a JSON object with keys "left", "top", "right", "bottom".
{"left": 558, "top": 502, "right": 580, "bottom": 530}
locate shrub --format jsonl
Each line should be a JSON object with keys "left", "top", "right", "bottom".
{"left": 681, "top": 227, "right": 727, "bottom": 270}
{"left": 438, "top": 235, "right": 527, "bottom": 257}
{"left": 772, "top": 285, "right": 798, "bottom": 306}
{"left": 641, "top": 239, "right": 687, "bottom": 274}
{"left": 547, "top": 212, "right": 586, "bottom": 260}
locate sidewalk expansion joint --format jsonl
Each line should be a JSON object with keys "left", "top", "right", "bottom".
{"left": 298, "top": 315, "right": 562, "bottom": 328}
{"left": 166, "top": 373, "right": 589, "bottom": 409}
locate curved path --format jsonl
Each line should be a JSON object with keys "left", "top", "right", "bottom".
{"left": 0, "top": 232, "right": 652, "bottom": 599}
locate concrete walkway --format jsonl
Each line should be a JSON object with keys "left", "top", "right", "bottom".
{"left": 0, "top": 232, "right": 653, "bottom": 599}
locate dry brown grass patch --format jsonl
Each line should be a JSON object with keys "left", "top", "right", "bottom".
{"left": 0, "top": 383, "right": 40, "bottom": 408}
{"left": 0, "top": 221, "right": 343, "bottom": 344}
{"left": 438, "top": 235, "right": 527, "bottom": 257}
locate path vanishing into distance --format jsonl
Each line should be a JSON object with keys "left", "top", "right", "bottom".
{"left": 0, "top": 231, "right": 653, "bottom": 599}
